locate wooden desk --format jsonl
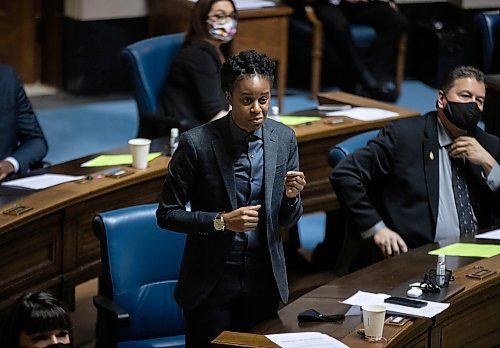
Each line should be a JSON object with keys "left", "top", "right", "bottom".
{"left": 0, "top": 151, "right": 169, "bottom": 315}
{"left": 214, "top": 239, "right": 500, "bottom": 347}
{"left": 295, "top": 91, "right": 420, "bottom": 214}
{"left": 148, "top": 0, "right": 292, "bottom": 111}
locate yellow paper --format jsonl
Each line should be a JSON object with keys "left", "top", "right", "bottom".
{"left": 81, "top": 152, "right": 162, "bottom": 167}
{"left": 429, "top": 243, "right": 500, "bottom": 258}
{"left": 279, "top": 116, "right": 321, "bottom": 126}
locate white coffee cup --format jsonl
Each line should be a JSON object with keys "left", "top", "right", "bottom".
{"left": 128, "top": 138, "right": 151, "bottom": 169}
{"left": 362, "top": 304, "right": 386, "bottom": 341}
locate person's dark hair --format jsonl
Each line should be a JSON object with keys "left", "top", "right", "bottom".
{"left": 441, "top": 66, "right": 485, "bottom": 93}
{"left": 220, "top": 50, "right": 276, "bottom": 93}
{"left": 186, "top": 0, "right": 237, "bottom": 41}
{"left": 1, "top": 291, "right": 73, "bottom": 348}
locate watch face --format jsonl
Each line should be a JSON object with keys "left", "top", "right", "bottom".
{"left": 214, "top": 218, "right": 224, "bottom": 231}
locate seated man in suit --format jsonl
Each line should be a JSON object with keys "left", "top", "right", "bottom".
{"left": 331, "top": 66, "right": 500, "bottom": 269}
{"left": 0, "top": 64, "right": 48, "bottom": 180}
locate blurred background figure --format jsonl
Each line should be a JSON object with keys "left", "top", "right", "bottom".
{"left": 1, "top": 291, "right": 73, "bottom": 348}
{"left": 286, "top": 0, "right": 408, "bottom": 102}
{"left": 159, "top": 0, "right": 237, "bottom": 131}
{"left": 0, "top": 64, "right": 48, "bottom": 180}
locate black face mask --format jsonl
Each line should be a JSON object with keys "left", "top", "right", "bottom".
{"left": 45, "top": 344, "right": 72, "bottom": 348}
{"left": 443, "top": 100, "right": 482, "bottom": 131}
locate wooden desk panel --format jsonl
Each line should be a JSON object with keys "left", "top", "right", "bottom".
{"left": 148, "top": 0, "right": 292, "bottom": 110}
{"left": 0, "top": 155, "right": 170, "bottom": 313}
{"left": 215, "top": 240, "right": 500, "bottom": 347}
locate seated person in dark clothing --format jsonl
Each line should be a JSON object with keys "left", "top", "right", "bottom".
{"left": 1, "top": 291, "right": 73, "bottom": 348}
{"left": 331, "top": 66, "right": 500, "bottom": 270}
{"left": 160, "top": 0, "right": 237, "bottom": 131}
{"left": 285, "top": 0, "right": 408, "bottom": 102}
{"left": 0, "top": 64, "right": 48, "bottom": 180}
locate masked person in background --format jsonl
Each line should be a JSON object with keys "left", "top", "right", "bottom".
{"left": 331, "top": 66, "right": 500, "bottom": 271}
{"left": 1, "top": 291, "right": 73, "bottom": 348}
{"left": 157, "top": 0, "right": 237, "bottom": 136}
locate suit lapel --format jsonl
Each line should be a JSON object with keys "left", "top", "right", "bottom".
{"left": 263, "top": 121, "right": 278, "bottom": 212}
{"left": 423, "top": 114, "right": 440, "bottom": 227}
{"left": 211, "top": 117, "right": 237, "bottom": 210}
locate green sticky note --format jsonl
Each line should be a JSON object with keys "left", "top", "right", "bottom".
{"left": 279, "top": 116, "right": 321, "bottom": 126}
{"left": 429, "top": 243, "right": 500, "bottom": 258}
{"left": 81, "top": 152, "right": 162, "bottom": 167}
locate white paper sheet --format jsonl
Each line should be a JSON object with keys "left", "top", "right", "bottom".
{"left": 475, "top": 229, "right": 500, "bottom": 240}
{"left": 326, "top": 107, "right": 399, "bottom": 121}
{"left": 340, "top": 291, "right": 449, "bottom": 319}
{"left": 1, "top": 174, "right": 85, "bottom": 190}
{"left": 266, "top": 332, "right": 349, "bottom": 348}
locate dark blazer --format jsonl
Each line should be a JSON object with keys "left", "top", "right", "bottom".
{"left": 157, "top": 115, "right": 303, "bottom": 310}
{"left": 0, "top": 65, "right": 48, "bottom": 174}
{"left": 159, "top": 39, "right": 228, "bottom": 131}
{"left": 331, "top": 112, "right": 500, "bottom": 249}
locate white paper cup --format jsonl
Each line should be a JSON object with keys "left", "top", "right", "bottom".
{"left": 362, "top": 304, "right": 386, "bottom": 341}
{"left": 128, "top": 138, "right": 151, "bottom": 169}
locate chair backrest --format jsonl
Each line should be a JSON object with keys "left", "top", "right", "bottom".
{"left": 93, "top": 203, "right": 186, "bottom": 340}
{"left": 474, "top": 11, "right": 500, "bottom": 74}
{"left": 328, "top": 129, "right": 379, "bottom": 168}
{"left": 122, "top": 33, "right": 185, "bottom": 116}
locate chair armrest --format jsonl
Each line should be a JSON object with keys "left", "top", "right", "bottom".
{"left": 93, "top": 295, "right": 130, "bottom": 325}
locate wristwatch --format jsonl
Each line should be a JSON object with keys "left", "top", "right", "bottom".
{"left": 213, "top": 212, "right": 225, "bottom": 231}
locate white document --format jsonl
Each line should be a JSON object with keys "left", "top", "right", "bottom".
{"left": 475, "top": 229, "right": 500, "bottom": 240}
{"left": 266, "top": 332, "right": 349, "bottom": 348}
{"left": 2, "top": 174, "right": 85, "bottom": 190}
{"left": 326, "top": 107, "right": 399, "bottom": 121}
{"left": 341, "top": 291, "right": 449, "bottom": 319}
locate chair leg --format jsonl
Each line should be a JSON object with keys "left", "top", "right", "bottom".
{"left": 305, "top": 6, "right": 323, "bottom": 100}
{"left": 395, "top": 34, "right": 407, "bottom": 95}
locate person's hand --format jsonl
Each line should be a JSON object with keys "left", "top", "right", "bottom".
{"left": 373, "top": 227, "right": 408, "bottom": 258}
{"left": 450, "top": 136, "right": 496, "bottom": 175}
{"left": 223, "top": 205, "right": 261, "bottom": 232}
{"left": 285, "top": 171, "right": 306, "bottom": 198}
{"left": 0, "top": 160, "right": 15, "bottom": 181}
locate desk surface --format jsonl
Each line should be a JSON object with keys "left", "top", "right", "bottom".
{"left": 214, "top": 238, "right": 500, "bottom": 347}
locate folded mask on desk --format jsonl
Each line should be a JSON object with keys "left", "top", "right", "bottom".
{"left": 297, "top": 309, "right": 345, "bottom": 323}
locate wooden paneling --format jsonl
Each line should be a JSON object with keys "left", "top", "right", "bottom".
{"left": 0, "top": 1, "right": 40, "bottom": 82}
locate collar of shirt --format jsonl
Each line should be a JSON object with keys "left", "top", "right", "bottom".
{"left": 437, "top": 118, "right": 453, "bottom": 149}
{"left": 229, "top": 115, "right": 263, "bottom": 144}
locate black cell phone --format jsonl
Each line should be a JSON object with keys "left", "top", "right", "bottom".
{"left": 384, "top": 296, "right": 428, "bottom": 308}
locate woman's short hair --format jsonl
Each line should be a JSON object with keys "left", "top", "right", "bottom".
{"left": 220, "top": 50, "right": 276, "bottom": 93}
{"left": 186, "top": 0, "right": 237, "bottom": 41}
{"left": 441, "top": 66, "right": 485, "bottom": 93}
{"left": 1, "top": 291, "right": 73, "bottom": 347}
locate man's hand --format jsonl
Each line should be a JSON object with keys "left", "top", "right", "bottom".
{"left": 223, "top": 205, "right": 261, "bottom": 232}
{"left": 285, "top": 171, "right": 306, "bottom": 198}
{"left": 373, "top": 227, "right": 408, "bottom": 258}
{"left": 450, "top": 136, "right": 496, "bottom": 175}
{"left": 0, "top": 160, "right": 15, "bottom": 181}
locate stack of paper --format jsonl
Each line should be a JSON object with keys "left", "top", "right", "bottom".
{"left": 266, "top": 332, "right": 349, "bottom": 348}
{"left": 326, "top": 107, "right": 399, "bottom": 121}
{"left": 341, "top": 291, "right": 449, "bottom": 318}
{"left": 1, "top": 174, "right": 85, "bottom": 190}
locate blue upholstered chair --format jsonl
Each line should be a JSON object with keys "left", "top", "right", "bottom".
{"left": 326, "top": 130, "right": 379, "bottom": 275}
{"left": 474, "top": 11, "right": 500, "bottom": 74}
{"left": 122, "top": 33, "right": 185, "bottom": 139}
{"left": 93, "top": 203, "right": 186, "bottom": 348}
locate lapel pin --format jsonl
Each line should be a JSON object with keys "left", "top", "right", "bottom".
{"left": 429, "top": 151, "right": 434, "bottom": 161}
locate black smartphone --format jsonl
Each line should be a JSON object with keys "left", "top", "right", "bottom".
{"left": 384, "top": 296, "right": 428, "bottom": 308}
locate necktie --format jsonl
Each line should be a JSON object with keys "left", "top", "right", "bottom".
{"left": 450, "top": 157, "right": 478, "bottom": 234}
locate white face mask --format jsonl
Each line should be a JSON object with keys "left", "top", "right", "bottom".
{"left": 206, "top": 18, "right": 237, "bottom": 43}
